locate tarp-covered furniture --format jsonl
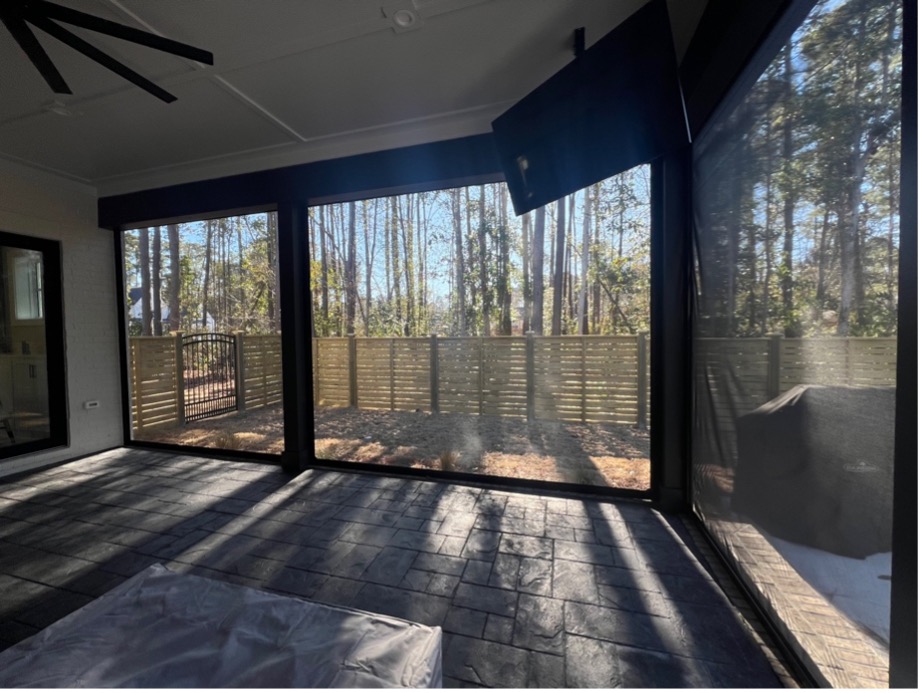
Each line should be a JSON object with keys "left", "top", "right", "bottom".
{"left": 733, "top": 385, "right": 894, "bottom": 558}
{"left": 0, "top": 564, "right": 442, "bottom": 687}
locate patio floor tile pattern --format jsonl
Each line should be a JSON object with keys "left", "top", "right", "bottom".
{"left": 0, "top": 449, "right": 783, "bottom": 688}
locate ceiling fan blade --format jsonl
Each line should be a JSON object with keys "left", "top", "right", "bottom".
{"left": 29, "top": 15, "right": 177, "bottom": 103}
{"left": 27, "top": 0, "right": 213, "bottom": 65}
{"left": 0, "top": 12, "right": 71, "bottom": 94}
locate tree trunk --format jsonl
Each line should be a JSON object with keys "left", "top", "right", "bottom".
{"left": 361, "top": 201, "right": 370, "bottom": 335}
{"left": 551, "top": 199, "right": 566, "bottom": 335}
{"left": 319, "top": 210, "right": 329, "bottom": 334}
{"left": 401, "top": 196, "right": 415, "bottom": 336}
{"left": 139, "top": 227, "right": 152, "bottom": 335}
{"left": 346, "top": 201, "right": 357, "bottom": 335}
{"left": 498, "top": 186, "right": 512, "bottom": 335}
{"left": 478, "top": 185, "right": 491, "bottom": 337}
{"left": 235, "top": 218, "right": 247, "bottom": 332}
{"left": 266, "top": 213, "right": 280, "bottom": 332}
{"left": 531, "top": 205, "right": 546, "bottom": 334}
{"left": 167, "top": 224, "right": 181, "bottom": 333}
{"left": 816, "top": 209, "right": 830, "bottom": 308}
{"left": 416, "top": 193, "right": 427, "bottom": 333}
{"left": 761, "top": 121, "right": 775, "bottom": 336}
{"left": 390, "top": 197, "right": 402, "bottom": 332}
{"left": 384, "top": 201, "right": 392, "bottom": 304}
{"left": 151, "top": 226, "right": 163, "bottom": 336}
{"left": 202, "top": 220, "right": 212, "bottom": 329}
{"left": 837, "top": 10, "right": 870, "bottom": 337}
{"left": 521, "top": 211, "right": 531, "bottom": 334}
{"left": 780, "top": 41, "right": 797, "bottom": 337}
{"left": 465, "top": 187, "right": 477, "bottom": 332}
{"left": 577, "top": 188, "right": 591, "bottom": 334}
{"left": 220, "top": 218, "right": 229, "bottom": 330}
{"left": 591, "top": 184, "right": 601, "bottom": 333}
{"left": 451, "top": 188, "right": 466, "bottom": 335}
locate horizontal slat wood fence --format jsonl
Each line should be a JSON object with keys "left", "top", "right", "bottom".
{"left": 130, "top": 334, "right": 283, "bottom": 431}
{"left": 314, "top": 334, "right": 652, "bottom": 427}
{"left": 132, "top": 333, "right": 897, "bottom": 434}
{"left": 241, "top": 335, "right": 284, "bottom": 410}
{"left": 130, "top": 337, "right": 181, "bottom": 431}
{"left": 695, "top": 335, "right": 898, "bottom": 464}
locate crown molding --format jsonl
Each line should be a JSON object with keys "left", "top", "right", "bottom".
{"left": 95, "top": 99, "right": 511, "bottom": 197}
{"left": 0, "top": 153, "right": 97, "bottom": 197}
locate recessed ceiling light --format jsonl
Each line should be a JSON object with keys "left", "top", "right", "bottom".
{"left": 382, "top": 2, "right": 423, "bottom": 33}
{"left": 393, "top": 9, "right": 417, "bottom": 29}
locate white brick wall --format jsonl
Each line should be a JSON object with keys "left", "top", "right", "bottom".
{"left": 0, "top": 161, "right": 123, "bottom": 478}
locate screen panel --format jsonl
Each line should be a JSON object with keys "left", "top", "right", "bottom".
{"left": 691, "top": 0, "right": 902, "bottom": 685}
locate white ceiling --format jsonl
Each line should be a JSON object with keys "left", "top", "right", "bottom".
{"left": 0, "top": 0, "right": 707, "bottom": 196}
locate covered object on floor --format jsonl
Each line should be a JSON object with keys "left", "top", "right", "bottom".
{"left": 0, "top": 564, "right": 442, "bottom": 687}
{"left": 733, "top": 385, "right": 895, "bottom": 558}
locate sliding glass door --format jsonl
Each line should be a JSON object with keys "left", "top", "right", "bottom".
{"left": 0, "top": 231, "right": 66, "bottom": 458}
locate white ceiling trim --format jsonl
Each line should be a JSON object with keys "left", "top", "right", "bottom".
{"left": 210, "top": 76, "right": 307, "bottom": 143}
{"left": 94, "top": 98, "right": 514, "bottom": 197}
{"left": 0, "top": 152, "right": 97, "bottom": 198}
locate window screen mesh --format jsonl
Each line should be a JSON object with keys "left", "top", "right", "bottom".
{"left": 691, "top": 0, "right": 901, "bottom": 685}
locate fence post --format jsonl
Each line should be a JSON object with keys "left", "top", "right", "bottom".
{"left": 348, "top": 334, "right": 358, "bottom": 408}
{"left": 478, "top": 337, "right": 485, "bottom": 416}
{"left": 262, "top": 336, "right": 270, "bottom": 407}
{"left": 845, "top": 337, "right": 853, "bottom": 387}
{"left": 526, "top": 331, "right": 535, "bottom": 421}
{"left": 430, "top": 333, "right": 439, "bottom": 413}
{"left": 637, "top": 332, "right": 647, "bottom": 430}
{"left": 312, "top": 338, "right": 320, "bottom": 406}
{"left": 768, "top": 333, "right": 782, "bottom": 399}
{"left": 580, "top": 337, "right": 587, "bottom": 423}
{"left": 234, "top": 333, "right": 246, "bottom": 413}
{"left": 132, "top": 340, "right": 143, "bottom": 431}
{"left": 174, "top": 333, "right": 186, "bottom": 426}
{"left": 389, "top": 339, "right": 396, "bottom": 411}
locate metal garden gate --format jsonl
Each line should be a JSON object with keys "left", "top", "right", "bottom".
{"left": 182, "top": 333, "right": 238, "bottom": 422}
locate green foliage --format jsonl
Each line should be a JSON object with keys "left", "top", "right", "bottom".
{"left": 124, "top": 213, "right": 281, "bottom": 336}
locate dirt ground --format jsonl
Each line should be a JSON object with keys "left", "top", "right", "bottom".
{"left": 135, "top": 404, "right": 651, "bottom": 490}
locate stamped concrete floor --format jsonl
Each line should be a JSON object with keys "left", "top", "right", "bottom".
{"left": 0, "top": 449, "right": 784, "bottom": 688}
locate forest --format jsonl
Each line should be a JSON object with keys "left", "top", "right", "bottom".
{"left": 124, "top": 0, "right": 901, "bottom": 342}
{"left": 125, "top": 213, "right": 281, "bottom": 336}
{"left": 308, "top": 169, "right": 651, "bottom": 339}
{"left": 696, "top": 0, "right": 902, "bottom": 338}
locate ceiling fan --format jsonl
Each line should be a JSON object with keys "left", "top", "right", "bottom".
{"left": 0, "top": 0, "right": 213, "bottom": 103}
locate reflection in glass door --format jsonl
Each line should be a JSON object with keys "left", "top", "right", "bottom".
{"left": 0, "top": 246, "right": 50, "bottom": 447}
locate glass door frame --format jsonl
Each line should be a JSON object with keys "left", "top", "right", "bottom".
{"left": 0, "top": 230, "right": 68, "bottom": 460}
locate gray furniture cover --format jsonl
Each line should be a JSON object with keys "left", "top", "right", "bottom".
{"left": 733, "top": 385, "right": 894, "bottom": 558}
{"left": 0, "top": 564, "right": 442, "bottom": 688}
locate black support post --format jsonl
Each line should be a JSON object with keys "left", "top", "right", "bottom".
{"left": 277, "top": 200, "right": 313, "bottom": 474}
{"left": 650, "top": 152, "right": 691, "bottom": 512}
{"left": 889, "top": 0, "right": 917, "bottom": 684}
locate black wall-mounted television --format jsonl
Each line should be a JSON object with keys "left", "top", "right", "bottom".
{"left": 492, "top": 0, "right": 688, "bottom": 215}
